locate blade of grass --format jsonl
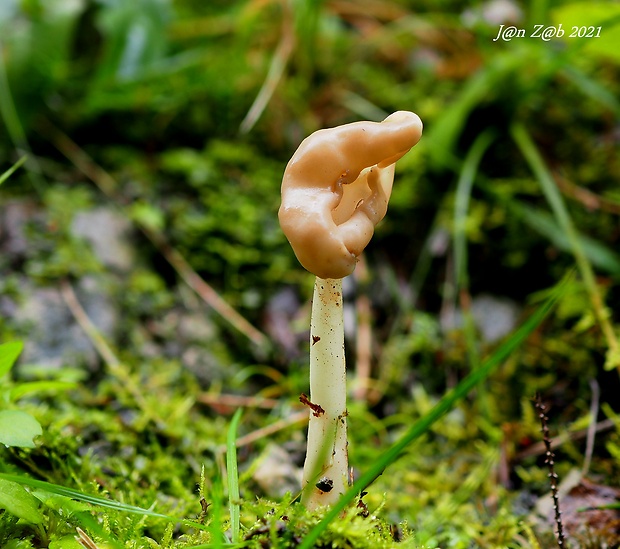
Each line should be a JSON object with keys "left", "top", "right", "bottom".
{"left": 9, "top": 380, "right": 77, "bottom": 401}
{"left": 472, "top": 177, "right": 620, "bottom": 274}
{"left": 0, "top": 472, "right": 205, "bottom": 529}
{"left": 453, "top": 130, "right": 494, "bottom": 291}
{"left": 340, "top": 90, "right": 388, "bottom": 122}
{"left": 562, "top": 65, "right": 620, "bottom": 116}
{"left": 226, "top": 408, "right": 243, "bottom": 544}
{"left": 0, "top": 156, "right": 27, "bottom": 186}
{"left": 298, "top": 277, "right": 566, "bottom": 549}
{"left": 0, "top": 45, "right": 45, "bottom": 193}
{"left": 426, "top": 53, "right": 521, "bottom": 170}
{"left": 0, "top": 44, "right": 28, "bottom": 152}
{"left": 405, "top": 205, "right": 446, "bottom": 311}
{"left": 511, "top": 122, "right": 620, "bottom": 371}
{"left": 292, "top": 0, "right": 324, "bottom": 76}
{"left": 239, "top": 0, "right": 294, "bottom": 134}
{"left": 511, "top": 201, "right": 620, "bottom": 275}
{"left": 203, "top": 467, "right": 239, "bottom": 548}
{"left": 453, "top": 130, "right": 495, "bottom": 418}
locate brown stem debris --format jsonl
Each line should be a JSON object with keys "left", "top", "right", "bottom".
{"left": 299, "top": 393, "right": 325, "bottom": 417}
{"left": 535, "top": 393, "right": 566, "bottom": 549}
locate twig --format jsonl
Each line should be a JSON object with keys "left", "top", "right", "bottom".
{"left": 353, "top": 256, "right": 373, "bottom": 402}
{"left": 59, "top": 279, "right": 121, "bottom": 369}
{"left": 44, "top": 123, "right": 270, "bottom": 351}
{"left": 59, "top": 279, "right": 163, "bottom": 426}
{"left": 515, "top": 417, "right": 615, "bottom": 461}
{"left": 535, "top": 393, "right": 566, "bottom": 548}
{"left": 225, "top": 410, "right": 308, "bottom": 450}
{"left": 144, "top": 227, "right": 271, "bottom": 351}
{"left": 330, "top": 0, "right": 408, "bottom": 21}
{"left": 582, "top": 378, "right": 600, "bottom": 476}
{"left": 239, "top": 0, "right": 295, "bottom": 134}
{"left": 197, "top": 393, "right": 281, "bottom": 410}
{"left": 555, "top": 173, "right": 620, "bottom": 216}
{"left": 76, "top": 527, "right": 101, "bottom": 549}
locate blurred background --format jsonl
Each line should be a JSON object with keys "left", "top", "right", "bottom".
{"left": 1, "top": 0, "right": 620, "bottom": 546}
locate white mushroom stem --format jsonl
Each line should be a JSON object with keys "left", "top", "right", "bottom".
{"left": 302, "top": 277, "right": 349, "bottom": 509}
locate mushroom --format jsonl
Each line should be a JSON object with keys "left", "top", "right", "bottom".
{"left": 279, "top": 111, "right": 423, "bottom": 508}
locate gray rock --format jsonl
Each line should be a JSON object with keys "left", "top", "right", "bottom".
{"left": 71, "top": 207, "right": 134, "bottom": 271}
{"left": 14, "top": 283, "right": 96, "bottom": 369}
{"left": 264, "top": 286, "right": 303, "bottom": 359}
{"left": 178, "top": 311, "right": 218, "bottom": 343}
{"left": 253, "top": 443, "right": 302, "bottom": 498}
{"left": 470, "top": 294, "right": 521, "bottom": 343}
{"left": 0, "top": 199, "right": 39, "bottom": 257}
{"left": 441, "top": 293, "right": 521, "bottom": 343}
{"left": 12, "top": 276, "right": 118, "bottom": 370}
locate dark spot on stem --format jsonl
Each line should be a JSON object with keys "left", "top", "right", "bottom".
{"left": 316, "top": 477, "right": 333, "bottom": 493}
{"left": 312, "top": 335, "right": 321, "bottom": 345}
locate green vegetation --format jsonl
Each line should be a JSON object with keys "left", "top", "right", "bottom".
{"left": 1, "top": 0, "right": 620, "bottom": 547}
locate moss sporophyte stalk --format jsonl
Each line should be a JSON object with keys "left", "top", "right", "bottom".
{"left": 278, "top": 111, "right": 423, "bottom": 509}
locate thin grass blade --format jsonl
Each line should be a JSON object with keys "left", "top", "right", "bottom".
{"left": 512, "top": 201, "right": 620, "bottom": 275}
{"left": 426, "top": 54, "right": 520, "bottom": 170}
{"left": 453, "top": 130, "right": 495, "bottom": 291}
{"left": 226, "top": 408, "right": 243, "bottom": 544}
{"left": 0, "top": 156, "right": 27, "bottom": 186}
{"left": 511, "top": 122, "right": 620, "bottom": 370}
{"left": 0, "top": 473, "right": 204, "bottom": 529}
{"left": 453, "top": 130, "right": 495, "bottom": 417}
{"left": 0, "top": 47, "right": 45, "bottom": 192}
{"left": 562, "top": 65, "right": 620, "bottom": 115}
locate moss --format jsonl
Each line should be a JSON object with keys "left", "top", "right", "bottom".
{"left": 1, "top": 0, "right": 620, "bottom": 547}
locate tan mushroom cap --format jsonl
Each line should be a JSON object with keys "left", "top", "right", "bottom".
{"left": 279, "top": 111, "right": 423, "bottom": 279}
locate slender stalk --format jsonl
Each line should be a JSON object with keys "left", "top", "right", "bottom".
{"left": 535, "top": 394, "right": 565, "bottom": 548}
{"left": 302, "top": 277, "right": 348, "bottom": 509}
